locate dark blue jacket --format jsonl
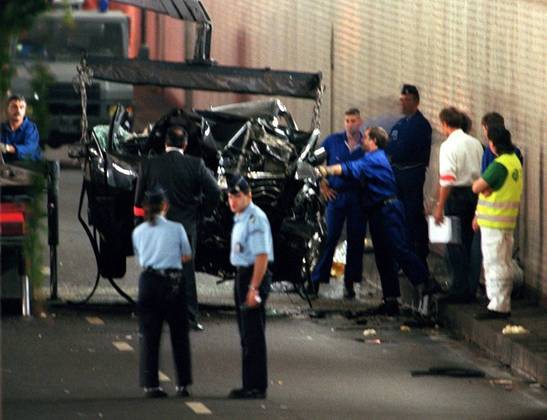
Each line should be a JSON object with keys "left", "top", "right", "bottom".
{"left": 386, "top": 110, "right": 431, "bottom": 168}
{"left": 342, "top": 149, "right": 398, "bottom": 210}
{"left": 481, "top": 145, "right": 523, "bottom": 173}
{"left": 1, "top": 117, "right": 41, "bottom": 161}
{"left": 322, "top": 131, "right": 364, "bottom": 194}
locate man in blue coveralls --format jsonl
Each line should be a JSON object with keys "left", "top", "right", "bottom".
{"left": 386, "top": 85, "right": 431, "bottom": 271}
{"left": 0, "top": 95, "right": 41, "bottom": 162}
{"left": 310, "top": 108, "right": 366, "bottom": 299}
{"left": 317, "top": 127, "right": 429, "bottom": 316}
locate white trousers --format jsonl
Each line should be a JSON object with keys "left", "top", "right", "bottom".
{"left": 481, "top": 227, "right": 515, "bottom": 313}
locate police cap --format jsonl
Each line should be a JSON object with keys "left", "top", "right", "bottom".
{"left": 228, "top": 175, "right": 250, "bottom": 194}
{"left": 401, "top": 84, "right": 420, "bottom": 101}
{"left": 144, "top": 186, "right": 167, "bottom": 205}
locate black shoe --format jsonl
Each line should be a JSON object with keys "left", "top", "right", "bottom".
{"left": 437, "top": 294, "right": 474, "bottom": 304}
{"left": 474, "top": 309, "right": 511, "bottom": 320}
{"left": 144, "top": 388, "right": 168, "bottom": 398}
{"left": 306, "top": 282, "right": 319, "bottom": 299}
{"left": 189, "top": 320, "right": 204, "bottom": 331}
{"left": 343, "top": 289, "right": 356, "bottom": 300}
{"left": 366, "top": 300, "right": 399, "bottom": 316}
{"left": 228, "top": 388, "right": 266, "bottom": 399}
{"left": 175, "top": 386, "right": 190, "bottom": 397}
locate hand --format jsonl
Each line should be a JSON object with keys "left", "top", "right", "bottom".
{"left": 433, "top": 204, "right": 444, "bottom": 225}
{"left": 245, "top": 288, "right": 261, "bottom": 308}
{"left": 315, "top": 165, "right": 328, "bottom": 178}
{"left": 472, "top": 215, "right": 479, "bottom": 232}
{"left": 319, "top": 179, "right": 337, "bottom": 201}
{"left": 482, "top": 188, "right": 493, "bottom": 197}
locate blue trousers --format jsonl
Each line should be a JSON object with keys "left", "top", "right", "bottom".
{"left": 311, "top": 195, "right": 366, "bottom": 290}
{"left": 393, "top": 166, "right": 429, "bottom": 272}
{"left": 368, "top": 199, "right": 428, "bottom": 299}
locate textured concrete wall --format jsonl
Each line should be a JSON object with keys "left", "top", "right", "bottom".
{"left": 145, "top": 0, "right": 547, "bottom": 301}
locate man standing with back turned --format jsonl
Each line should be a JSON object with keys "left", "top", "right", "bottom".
{"left": 134, "top": 125, "right": 221, "bottom": 331}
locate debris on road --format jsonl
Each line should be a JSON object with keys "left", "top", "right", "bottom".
{"left": 502, "top": 324, "right": 529, "bottom": 335}
{"left": 411, "top": 366, "right": 486, "bottom": 378}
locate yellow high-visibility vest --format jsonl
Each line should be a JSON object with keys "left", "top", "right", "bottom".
{"left": 477, "top": 153, "right": 523, "bottom": 229}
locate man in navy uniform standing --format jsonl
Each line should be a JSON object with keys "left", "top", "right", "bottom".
{"left": 386, "top": 85, "right": 432, "bottom": 272}
{"left": 310, "top": 108, "right": 366, "bottom": 299}
{"left": 227, "top": 175, "right": 273, "bottom": 399}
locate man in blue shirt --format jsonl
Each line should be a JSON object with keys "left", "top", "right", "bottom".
{"left": 0, "top": 95, "right": 41, "bottom": 162}
{"left": 386, "top": 85, "right": 431, "bottom": 272}
{"left": 227, "top": 175, "right": 273, "bottom": 399}
{"left": 317, "top": 127, "right": 429, "bottom": 316}
{"left": 310, "top": 108, "right": 366, "bottom": 299}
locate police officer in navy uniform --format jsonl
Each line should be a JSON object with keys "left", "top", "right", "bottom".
{"left": 227, "top": 175, "right": 273, "bottom": 399}
{"left": 311, "top": 108, "right": 366, "bottom": 298}
{"left": 132, "top": 188, "right": 193, "bottom": 398}
{"left": 386, "top": 85, "right": 432, "bottom": 272}
{"left": 317, "top": 127, "right": 429, "bottom": 316}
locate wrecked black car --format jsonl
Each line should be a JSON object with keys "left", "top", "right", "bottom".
{"left": 70, "top": 0, "right": 326, "bottom": 301}
{"left": 81, "top": 99, "right": 326, "bottom": 293}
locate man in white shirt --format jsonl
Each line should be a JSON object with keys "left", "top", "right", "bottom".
{"left": 434, "top": 107, "right": 483, "bottom": 303}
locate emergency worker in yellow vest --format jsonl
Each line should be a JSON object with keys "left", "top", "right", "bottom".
{"left": 472, "top": 126, "right": 523, "bottom": 320}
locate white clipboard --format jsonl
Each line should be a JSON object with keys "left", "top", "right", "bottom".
{"left": 428, "top": 216, "right": 461, "bottom": 244}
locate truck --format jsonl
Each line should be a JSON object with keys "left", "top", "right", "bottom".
{"left": 9, "top": 9, "right": 134, "bottom": 147}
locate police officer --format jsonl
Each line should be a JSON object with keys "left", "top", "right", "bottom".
{"left": 132, "top": 188, "right": 193, "bottom": 398}
{"left": 227, "top": 175, "right": 273, "bottom": 399}
{"left": 317, "top": 127, "right": 429, "bottom": 316}
{"left": 310, "top": 108, "right": 366, "bottom": 299}
{"left": 386, "top": 85, "right": 432, "bottom": 271}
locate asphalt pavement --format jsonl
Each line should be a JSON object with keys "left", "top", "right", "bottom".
{"left": 2, "top": 156, "right": 547, "bottom": 419}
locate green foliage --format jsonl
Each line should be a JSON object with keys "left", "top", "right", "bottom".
{"left": 0, "top": 0, "right": 49, "bottom": 111}
{"left": 28, "top": 64, "right": 55, "bottom": 143}
{"left": 17, "top": 162, "right": 48, "bottom": 292}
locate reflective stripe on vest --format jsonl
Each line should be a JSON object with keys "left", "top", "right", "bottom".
{"left": 476, "top": 153, "right": 522, "bottom": 229}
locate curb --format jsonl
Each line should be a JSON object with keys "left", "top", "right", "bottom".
{"left": 437, "top": 301, "right": 547, "bottom": 387}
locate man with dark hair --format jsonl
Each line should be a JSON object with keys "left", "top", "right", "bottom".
{"left": 316, "top": 127, "right": 429, "bottom": 316}
{"left": 434, "top": 107, "right": 483, "bottom": 303}
{"left": 134, "top": 125, "right": 221, "bottom": 331}
{"left": 227, "top": 175, "right": 273, "bottom": 399}
{"left": 310, "top": 108, "right": 366, "bottom": 299}
{"left": 0, "top": 95, "right": 41, "bottom": 162}
{"left": 470, "top": 112, "right": 523, "bottom": 295}
{"left": 472, "top": 126, "right": 523, "bottom": 319}
{"left": 386, "top": 84, "right": 432, "bottom": 272}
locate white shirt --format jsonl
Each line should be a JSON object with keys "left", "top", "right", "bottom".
{"left": 439, "top": 129, "right": 483, "bottom": 187}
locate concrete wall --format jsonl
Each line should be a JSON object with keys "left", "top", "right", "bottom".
{"left": 118, "top": 0, "right": 547, "bottom": 302}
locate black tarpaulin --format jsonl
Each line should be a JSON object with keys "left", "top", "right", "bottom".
{"left": 87, "top": 56, "right": 322, "bottom": 100}
{"left": 111, "top": 0, "right": 209, "bottom": 22}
